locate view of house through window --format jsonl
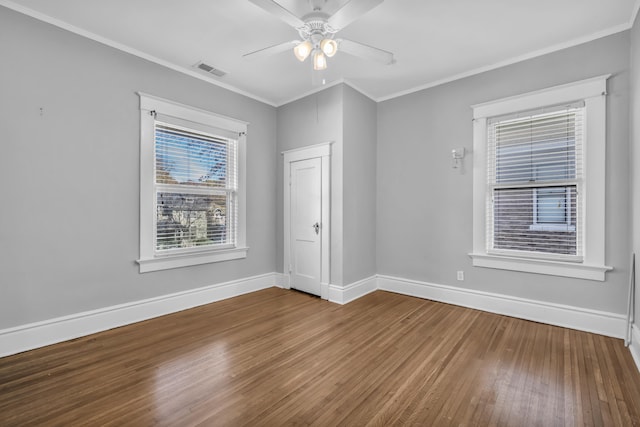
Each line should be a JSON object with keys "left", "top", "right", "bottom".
{"left": 137, "top": 93, "right": 247, "bottom": 272}
{"left": 488, "top": 105, "right": 582, "bottom": 257}
{"left": 472, "top": 76, "right": 608, "bottom": 279}
{"left": 154, "top": 123, "right": 237, "bottom": 252}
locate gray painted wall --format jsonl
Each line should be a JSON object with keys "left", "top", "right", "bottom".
{"left": 276, "top": 85, "right": 344, "bottom": 285}
{"left": 2, "top": 5, "right": 636, "bottom": 333}
{"left": 342, "top": 86, "right": 377, "bottom": 284}
{"left": 0, "top": 8, "right": 277, "bottom": 328}
{"left": 631, "top": 15, "right": 640, "bottom": 324}
{"left": 377, "top": 32, "right": 632, "bottom": 314}
{"left": 275, "top": 84, "right": 377, "bottom": 287}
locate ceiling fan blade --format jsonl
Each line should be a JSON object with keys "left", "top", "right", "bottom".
{"left": 338, "top": 39, "right": 394, "bottom": 65}
{"left": 248, "top": 0, "right": 305, "bottom": 28}
{"left": 327, "top": 0, "right": 383, "bottom": 30}
{"left": 243, "top": 40, "right": 298, "bottom": 59}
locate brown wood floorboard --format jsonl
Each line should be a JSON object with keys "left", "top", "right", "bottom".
{"left": 1, "top": 288, "right": 639, "bottom": 426}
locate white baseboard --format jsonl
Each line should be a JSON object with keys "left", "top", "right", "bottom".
{"left": 377, "top": 275, "right": 627, "bottom": 339}
{"left": 272, "top": 272, "right": 288, "bottom": 289}
{"left": 2, "top": 271, "right": 633, "bottom": 365}
{"left": 329, "top": 275, "right": 377, "bottom": 305}
{"left": 630, "top": 324, "right": 640, "bottom": 374}
{"left": 0, "top": 272, "right": 281, "bottom": 358}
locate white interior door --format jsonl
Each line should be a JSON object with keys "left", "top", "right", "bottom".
{"left": 290, "top": 157, "right": 322, "bottom": 296}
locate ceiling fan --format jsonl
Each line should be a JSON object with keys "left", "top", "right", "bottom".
{"left": 244, "top": 0, "right": 394, "bottom": 70}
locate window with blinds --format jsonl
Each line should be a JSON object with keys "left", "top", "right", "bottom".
{"left": 487, "top": 103, "right": 584, "bottom": 260}
{"left": 154, "top": 122, "right": 238, "bottom": 253}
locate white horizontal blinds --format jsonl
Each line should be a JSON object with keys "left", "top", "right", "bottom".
{"left": 155, "top": 112, "right": 240, "bottom": 141}
{"left": 487, "top": 103, "right": 584, "bottom": 259}
{"left": 154, "top": 121, "right": 238, "bottom": 252}
{"left": 155, "top": 124, "right": 230, "bottom": 187}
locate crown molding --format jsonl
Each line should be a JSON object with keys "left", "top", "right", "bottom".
{"left": 273, "top": 78, "right": 377, "bottom": 107}
{"left": 376, "top": 23, "right": 631, "bottom": 103}
{"left": 0, "top": 0, "right": 277, "bottom": 107}
{"left": 2, "top": 0, "right": 636, "bottom": 107}
{"left": 632, "top": 0, "right": 640, "bottom": 28}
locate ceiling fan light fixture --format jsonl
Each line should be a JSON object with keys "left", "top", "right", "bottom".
{"left": 313, "top": 50, "right": 327, "bottom": 70}
{"left": 320, "top": 39, "right": 338, "bottom": 57}
{"left": 293, "top": 41, "right": 312, "bottom": 62}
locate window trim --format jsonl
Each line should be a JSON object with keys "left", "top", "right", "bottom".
{"left": 469, "top": 76, "right": 612, "bottom": 281}
{"left": 137, "top": 93, "right": 248, "bottom": 273}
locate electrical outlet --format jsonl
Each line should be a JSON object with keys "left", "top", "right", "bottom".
{"left": 457, "top": 271, "right": 464, "bottom": 281}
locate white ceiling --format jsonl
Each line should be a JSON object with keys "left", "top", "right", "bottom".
{"left": 2, "top": 0, "right": 639, "bottom": 106}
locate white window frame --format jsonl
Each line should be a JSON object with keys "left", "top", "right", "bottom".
{"left": 470, "top": 76, "right": 612, "bottom": 281}
{"left": 137, "top": 93, "right": 248, "bottom": 273}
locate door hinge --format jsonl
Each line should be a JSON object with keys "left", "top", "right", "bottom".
{"left": 288, "top": 265, "right": 292, "bottom": 273}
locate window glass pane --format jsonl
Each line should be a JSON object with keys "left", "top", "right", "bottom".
{"left": 493, "top": 186, "right": 577, "bottom": 255}
{"left": 156, "top": 192, "right": 229, "bottom": 251}
{"left": 155, "top": 123, "right": 228, "bottom": 188}
{"left": 495, "top": 112, "right": 577, "bottom": 184}
{"left": 494, "top": 188, "right": 534, "bottom": 250}
{"left": 537, "top": 188, "right": 567, "bottom": 224}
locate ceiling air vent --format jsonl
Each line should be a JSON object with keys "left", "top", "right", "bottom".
{"left": 194, "top": 61, "right": 226, "bottom": 77}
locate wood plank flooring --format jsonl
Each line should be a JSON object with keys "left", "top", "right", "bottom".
{"left": 1, "top": 288, "right": 639, "bottom": 426}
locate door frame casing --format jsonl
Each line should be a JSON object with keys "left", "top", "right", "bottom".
{"left": 283, "top": 142, "right": 331, "bottom": 299}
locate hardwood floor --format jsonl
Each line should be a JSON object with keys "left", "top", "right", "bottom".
{"left": 1, "top": 288, "right": 639, "bottom": 426}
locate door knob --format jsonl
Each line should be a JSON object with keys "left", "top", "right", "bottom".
{"left": 313, "top": 222, "right": 320, "bottom": 235}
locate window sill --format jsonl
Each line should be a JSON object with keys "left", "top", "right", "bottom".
{"left": 528, "top": 224, "right": 576, "bottom": 232}
{"left": 137, "top": 247, "right": 248, "bottom": 273}
{"left": 469, "top": 252, "right": 612, "bottom": 281}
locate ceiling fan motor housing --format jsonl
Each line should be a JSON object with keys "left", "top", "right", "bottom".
{"left": 298, "top": 17, "right": 337, "bottom": 44}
